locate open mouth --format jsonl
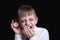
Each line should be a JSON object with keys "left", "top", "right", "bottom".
{"left": 30, "top": 26, "right": 32, "bottom": 29}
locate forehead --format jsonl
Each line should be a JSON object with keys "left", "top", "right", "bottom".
{"left": 20, "top": 15, "right": 35, "bottom": 20}
{"left": 18, "top": 10, "right": 36, "bottom": 19}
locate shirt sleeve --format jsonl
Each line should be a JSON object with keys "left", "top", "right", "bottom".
{"left": 40, "top": 29, "right": 49, "bottom": 40}
{"left": 15, "top": 34, "right": 22, "bottom": 40}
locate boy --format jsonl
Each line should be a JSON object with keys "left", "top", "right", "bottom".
{"left": 11, "top": 5, "right": 49, "bottom": 40}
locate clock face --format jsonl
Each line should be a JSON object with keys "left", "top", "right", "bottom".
{"left": 13, "top": 22, "right": 18, "bottom": 27}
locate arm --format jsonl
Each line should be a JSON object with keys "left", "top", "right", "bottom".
{"left": 15, "top": 34, "right": 22, "bottom": 40}
{"left": 10, "top": 20, "right": 22, "bottom": 40}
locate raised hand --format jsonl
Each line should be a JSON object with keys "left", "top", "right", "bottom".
{"left": 22, "top": 26, "right": 35, "bottom": 38}
{"left": 10, "top": 19, "right": 21, "bottom": 35}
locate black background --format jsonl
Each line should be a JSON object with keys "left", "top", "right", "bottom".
{"left": 0, "top": 0, "right": 59, "bottom": 40}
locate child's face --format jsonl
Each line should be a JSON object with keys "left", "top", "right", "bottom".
{"left": 19, "top": 14, "right": 38, "bottom": 29}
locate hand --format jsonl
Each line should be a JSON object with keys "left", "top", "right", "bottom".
{"left": 22, "top": 26, "right": 35, "bottom": 38}
{"left": 10, "top": 19, "right": 21, "bottom": 35}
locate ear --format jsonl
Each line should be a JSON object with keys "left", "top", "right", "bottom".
{"left": 35, "top": 17, "right": 38, "bottom": 25}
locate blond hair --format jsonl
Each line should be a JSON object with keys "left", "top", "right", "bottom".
{"left": 17, "top": 5, "right": 37, "bottom": 19}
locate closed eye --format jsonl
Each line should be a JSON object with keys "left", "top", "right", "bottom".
{"left": 29, "top": 18, "right": 33, "bottom": 21}
{"left": 20, "top": 20, "right": 26, "bottom": 23}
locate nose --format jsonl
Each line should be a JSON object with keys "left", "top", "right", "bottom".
{"left": 25, "top": 20, "right": 30, "bottom": 26}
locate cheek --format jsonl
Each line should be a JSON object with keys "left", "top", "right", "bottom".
{"left": 31, "top": 21, "right": 36, "bottom": 26}
{"left": 20, "top": 23, "right": 25, "bottom": 28}
{"left": 22, "top": 23, "right": 25, "bottom": 26}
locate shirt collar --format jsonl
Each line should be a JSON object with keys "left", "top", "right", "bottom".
{"left": 34, "top": 26, "right": 37, "bottom": 34}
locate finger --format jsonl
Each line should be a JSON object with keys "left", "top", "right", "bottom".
{"left": 23, "top": 26, "right": 31, "bottom": 38}
{"left": 24, "top": 26, "right": 29, "bottom": 35}
{"left": 23, "top": 28, "right": 29, "bottom": 38}
{"left": 23, "top": 26, "right": 33, "bottom": 36}
{"left": 11, "top": 19, "right": 19, "bottom": 28}
{"left": 11, "top": 19, "right": 15, "bottom": 28}
{"left": 26, "top": 26, "right": 35, "bottom": 37}
{"left": 25, "top": 26, "right": 33, "bottom": 38}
